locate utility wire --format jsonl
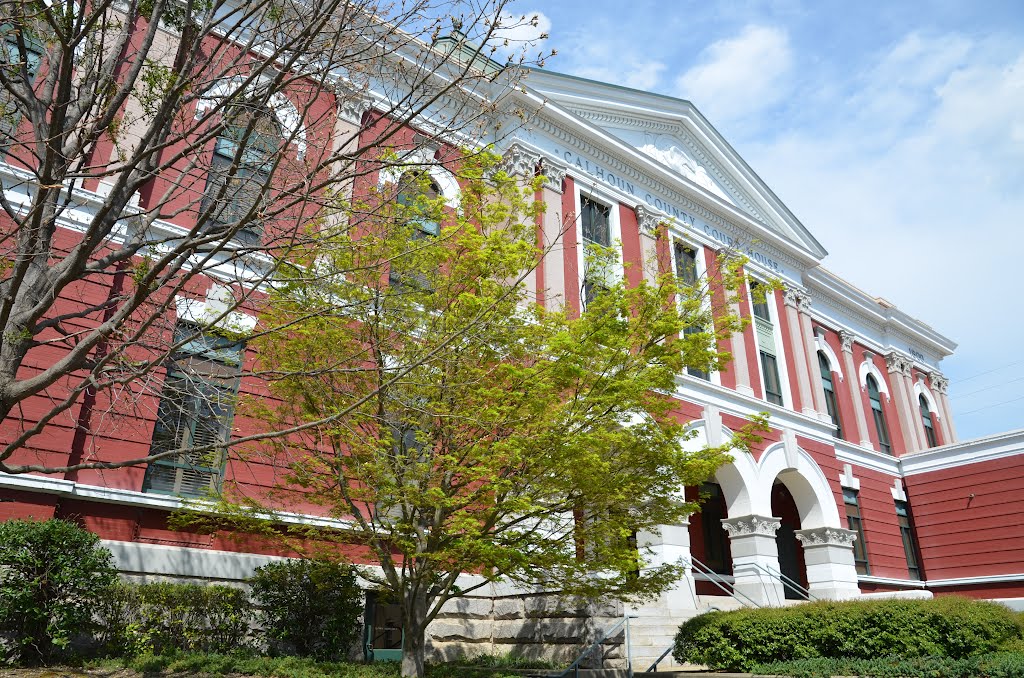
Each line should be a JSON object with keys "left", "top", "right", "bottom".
{"left": 953, "top": 358, "right": 1024, "bottom": 385}
{"left": 951, "top": 375, "right": 1024, "bottom": 400}
{"left": 958, "top": 392, "right": 1024, "bottom": 417}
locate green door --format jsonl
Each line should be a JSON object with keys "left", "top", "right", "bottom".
{"left": 364, "top": 592, "right": 403, "bottom": 662}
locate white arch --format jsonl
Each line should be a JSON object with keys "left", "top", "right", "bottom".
{"left": 858, "top": 360, "right": 890, "bottom": 401}
{"left": 377, "top": 148, "right": 461, "bottom": 210}
{"left": 913, "top": 380, "right": 941, "bottom": 420}
{"left": 815, "top": 336, "right": 843, "bottom": 381}
{"left": 757, "top": 442, "right": 842, "bottom": 529}
{"left": 196, "top": 79, "right": 308, "bottom": 158}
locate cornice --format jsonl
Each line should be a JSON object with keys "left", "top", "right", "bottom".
{"left": 529, "top": 112, "right": 813, "bottom": 275}
{"left": 899, "top": 428, "right": 1024, "bottom": 476}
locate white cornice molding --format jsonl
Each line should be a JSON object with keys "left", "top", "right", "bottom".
{"left": 0, "top": 473, "right": 354, "bottom": 530}
{"left": 858, "top": 575, "right": 928, "bottom": 588}
{"left": 899, "top": 429, "right": 1024, "bottom": 476}
{"left": 834, "top": 438, "right": 902, "bottom": 477}
{"left": 925, "top": 573, "right": 1024, "bottom": 587}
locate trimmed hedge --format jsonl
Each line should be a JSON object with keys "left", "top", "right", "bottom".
{"left": 673, "top": 597, "right": 1024, "bottom": 671}
{"left": 751, "top": 653, "right": 1024, "bottom": 678}
{"left": 98, "top": 581, "right": 253, "bottom": 655}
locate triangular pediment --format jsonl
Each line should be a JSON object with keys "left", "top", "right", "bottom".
{"left": 522, "top": 68, "right": 828, "bottom": 260}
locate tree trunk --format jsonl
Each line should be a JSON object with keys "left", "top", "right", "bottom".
{"left": 401, "top": 589, "right": 429, "bottom": 678}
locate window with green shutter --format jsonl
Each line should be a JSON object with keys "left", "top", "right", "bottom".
{"left": 143, "top": 325, "right": 244, "bottom": 498}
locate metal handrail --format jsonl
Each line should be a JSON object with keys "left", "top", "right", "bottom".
{"left": 553, "top": 615, "right": 636, "bottom": 678}
{"left": 687, "top": 556, "right": 761, "bottom": 609}
{"left": 748, "top": 561, "right": 815, "bottom": 601}
{"left": 644, "top": 644, "right": 674, "bottom": 673}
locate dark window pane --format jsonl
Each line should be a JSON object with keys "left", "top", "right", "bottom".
{"left": 844, "top": 489, "right": 870, "bottom": 575}
{"left": 749, "top": 282, "right": 771, "bottom": 321}
{"left": 919, "top": 395, "right": 937, "bottom": 447}
{"left": 866, "top": 375, "right": 891, "bottom": 454}
{"left": 819, "top": 352, "right": 843, "bottom": 438}
{"left": 895, "top": 499, "right": 921, "bottom": 579}
{"left": 761, "top": 351, "right": 783, "bottom": 405}
{"left": 674, "top": 241, "right": 698, "bottom": 286}
{"left": 580, "top": 196, "right": 610, "bottom": 247}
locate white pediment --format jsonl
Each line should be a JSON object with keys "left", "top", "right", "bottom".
{"left": 521, "top": 68, "right": 828, "bottom": 261}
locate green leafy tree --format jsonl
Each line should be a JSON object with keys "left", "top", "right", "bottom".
{"left": 215, "top": 151, "right": 763, "bottom": 678}
{"left": 0, "top": 519, "right": 118, "bottom": 665}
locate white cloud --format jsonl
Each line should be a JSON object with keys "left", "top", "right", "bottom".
{"left": 739, "top": 34, "right": 1024, "bottom": 438}
{"left": 675, "top": 25, "right": 793, "bottom": 123}
{"left": 551, "top": 16, "right": 667, "bottom": 91}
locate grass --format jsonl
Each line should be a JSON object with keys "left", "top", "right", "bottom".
{"left": 84, "top": 652, "right": 559, "bottom": 678}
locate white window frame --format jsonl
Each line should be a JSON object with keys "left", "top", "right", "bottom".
{"left": 746, "top": 277, "right": 793, "bottom": 409}
{"left": 668, "top": 235, "right": 721, "bottom": 386}
{"left": 574, "top": 184, "right": 623, "bottom": 309}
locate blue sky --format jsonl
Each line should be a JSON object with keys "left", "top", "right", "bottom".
{"left": 504, "top": 0, "right": 1024, "bottom": 441}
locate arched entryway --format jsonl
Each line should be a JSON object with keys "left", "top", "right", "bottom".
{"left": 771, "top": 481, "right": 808, "bottom": 599}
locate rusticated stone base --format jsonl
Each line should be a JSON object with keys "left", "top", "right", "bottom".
{"left": 425, "top": 593, "right": 626, "bottom": 667}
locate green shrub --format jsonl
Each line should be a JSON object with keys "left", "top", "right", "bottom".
{"left": 249, "top": 559, "right": 363, "bottom": 660}
{"left": 89, "top": 651, "right": 403, "bottom": 678}
{"left": 674, "top": 597, "right": 1024, "bottom": 672}
{"left": 0, "top": 518, "right": 118, "bottom": 665}
{"left": 752, "top": 652, "right": 1024, "bottom": 677}
{"left": 98, "top": 581, "right": 253, "bottom": 655}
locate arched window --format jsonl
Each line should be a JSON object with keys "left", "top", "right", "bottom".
{"left": 675, "top": 240, "right": 708, "bottom": 381}
{"left": 201, "top": 105, "right": 282, "bottom": 245}
{"left": 396, "top": 170, "right": 441, "bottom": 237}
{"left": 919, "top": 394, "right": 937, "bottom": 448}
{"left": 866, "top": 374, "right": 891, "bottom": 455}
{"left": 390, "top": 171, "right": 441, "bottom": 289}
{"left": 818, "top": 351, "right": 842, "bottom": 438}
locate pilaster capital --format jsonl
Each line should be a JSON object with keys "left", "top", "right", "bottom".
{"left": 929, "top": 372, "right": 949, "bottom": 394}
{"left": 839, "top": 330, "right": 856, "bottom": 353}
{"left": 537, "top": 157, "right": 567, "bottom": 194}
{"left": 782, "top": 287, "right": 811, "bottom": 312}
{"left": 634, "top": 204, "right": 668, "bottom": 234}
{"left": 721, "top": 514, "right": 781, "bottom": 538}
{"left": 496, "top": 142, "right": 541, "bottom": 179}
{"left": 795, "top": 526, "right": 858, "bottom": 548}
{"left": 337, "top": 86, "right": 371, "bottom": 126}
{"left": 885, "top": 351, "right": 912, "bottom": 377}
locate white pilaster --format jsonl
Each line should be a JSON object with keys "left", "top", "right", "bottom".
{"left": 782, "top": 290, "right": 814, "bottom": 416}
{"left": 638, "top": 521, "right": 698, "bottom": 612}
{"left": 930, "top": 373, "right": 956, "bottom": 444}
{"left": 729, "top": 301, "right": 754, "bottom": 396}
{"left": 885, "top": 352, "right": 921, "bottom": 453}
{"left": 840, "top": 331, "right": 872, "bottom": 448}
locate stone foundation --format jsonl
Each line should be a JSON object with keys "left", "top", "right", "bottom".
{"left": 427, "top": 594, "right": 626, "bottom": 666}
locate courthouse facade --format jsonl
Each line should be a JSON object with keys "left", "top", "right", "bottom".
{"left": 2, "top": 19, "right": 1023, "bottom": 666}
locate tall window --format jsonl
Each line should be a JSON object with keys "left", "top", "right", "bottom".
{"left": 895, "top": 499, "right": 921, "bottom": 580}
{"left": 202, "top": 106, "right": 282, "bottom": 245}
{"left": 866, "top": 374, "right": 891, "bottom": 454}
{"left": 919, "top": 394, "right": 938, "bottom": 448}
{"left": 580, "top": 195, "right": 611, "bottom": 309}
{"left": 390, "top": 171, "right": 441, "bottom": 289}
{"left": 750, "top": 282, "right": 783, "bottom": 405}
{"left": 843, "top": 488, "right": 870, "bottom": 575}
{"left": 674, "top": 240, "right": 707, "bottom": 381}
{"left": 143, "top": 325, "right": 244, "bottom": 497}
{"left": 0, "top": 26, "right": 43, "bottom": 146}
{"left": 818, "top": 352, "right": 843, "bottom": 438}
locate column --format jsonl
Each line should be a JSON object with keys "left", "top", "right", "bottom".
{"left": 797, "top": 297, "right": 830, "bottom": 419}
{"left": 794, "top": 527, "right": 861, "bottom": 600}
{"left": 721, "top": 515, "right": 784, "bottom": 606}
{"left": 929, "top": 373, "right": 956, "bottom": 443}
{"left": 885, "top": 352, "right": 922, "bottom": 453}
{"left": 637, "top": 521, "right": 698, "bottom": 612}
{"left": 840, "top": 331, "right": 872, "bottom": 448}
{"left": 782, "top": 289, "right": 815, "bottom": 416}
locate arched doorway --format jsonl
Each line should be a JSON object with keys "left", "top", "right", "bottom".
{"left": 771, "top": 481, "right": 808, "bottom": 599}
